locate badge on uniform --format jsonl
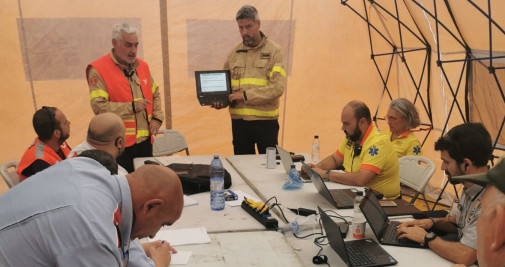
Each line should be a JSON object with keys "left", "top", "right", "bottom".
{"left": 261, "top": 53, "right": 270, "bottom": 59}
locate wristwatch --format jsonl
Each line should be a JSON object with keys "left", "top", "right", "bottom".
{"left": 424, "top": 232, "right": 437, "bottom": 246}
{"left": 324, "top": 170, "right": 331, "bottom": 181}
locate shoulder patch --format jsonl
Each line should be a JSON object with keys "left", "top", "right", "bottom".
{"left": 368, "top": 146, "right": 379, "bottom": 156}
{"left": 89, "top": 77, "right": 98, "bottom": 86}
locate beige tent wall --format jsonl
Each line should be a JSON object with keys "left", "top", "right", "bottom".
{"left": 2, "top": 0, "right": 504, "bottom": 199}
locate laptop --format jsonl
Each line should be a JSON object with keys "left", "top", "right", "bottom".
{"left": 302, "top": 162, "right": 357, "bottom": 209}
{"left": 318, "top": 206, "right": 397, "bottom": 267}
{"left": 195, "top": 70, "right": 232, "bottom": 107}
{"left": 359, "top": 190, "right": 426, "bottom": 248}
{"left": 276, "top": 145, "right": 310, "bottom": 182}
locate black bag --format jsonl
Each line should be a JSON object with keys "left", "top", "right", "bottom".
{"left": 167, "top": 163, "right": 232, "bottom": 195}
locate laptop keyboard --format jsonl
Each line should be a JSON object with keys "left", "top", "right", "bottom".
{"left": 330, "top": 190, "right": 354, "bottom": 208}
{"left": 346, "top": 241, "right": 376, "bottom": 266}
{"left": 382, "top": 221, "right": 400, "bottom": 243}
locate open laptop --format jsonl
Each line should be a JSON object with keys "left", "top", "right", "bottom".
{"left": 276, "top": 145, "right": 310, "bottom": 182}
{"left": 195, "top": 70, "right": 232, "bottom": 107}
{"left": 302, "top": 162, "right": 357, "bottom": 209}
{"left": 318, "top": 206, "right": 397, "bottom": 267}
{"left": 359, "top": 190, "right": 426, "bottom": 248}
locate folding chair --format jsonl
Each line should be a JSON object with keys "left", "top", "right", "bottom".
{"left": 152, "top": 129, "right": 189, "bottom": 157}
{"left": 1, "top": 161, "right": 20, "bottom": 188}
{"left": 399, "top": 155, "right": 435, "bottom": 209}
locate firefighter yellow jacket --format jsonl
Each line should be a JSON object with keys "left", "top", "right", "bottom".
{"left": 224, "top": 32, "right": 286, "bottom": 120}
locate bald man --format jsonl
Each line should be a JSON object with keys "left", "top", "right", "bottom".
{"left": 303, "top": 100, "right": 400, "bottom": 199}
{"left": 69, "top": 112, "right": 127, "bottom": 173}
{"left": 0, "top": 157, "right": 183, "bottom": 266}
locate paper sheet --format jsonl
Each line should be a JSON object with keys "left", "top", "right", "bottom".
{"left": 183, "top": 195, "right": 198, "bottom": 207}
{"left": 170, "top": 251, "right": 192, "bottom": 265}
{"left": 226, "top": 189, "right": 260, "bottom": 207}
{"left": 149, "top": 227, "right": 211, "bottom": 246}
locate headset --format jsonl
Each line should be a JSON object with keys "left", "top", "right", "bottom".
{"left": 353, "top": 144, "right": 362, "bottom": 157}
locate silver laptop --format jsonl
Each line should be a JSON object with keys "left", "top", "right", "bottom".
{"left": 276, "top": 145, "right": 310, "bottom": 182}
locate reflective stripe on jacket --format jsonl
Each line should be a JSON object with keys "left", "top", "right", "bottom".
{"left": 17, "top": 138, "right": 71, "bottom": 181}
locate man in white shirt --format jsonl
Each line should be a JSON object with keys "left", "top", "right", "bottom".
{"left": 69, "top": 112, "right": 127, "bottom": 174}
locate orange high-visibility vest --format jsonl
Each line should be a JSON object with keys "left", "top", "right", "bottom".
{"left": 88, "top": 55, "right": 153, "bottom": 147}
{"left": 17, "top": 138, "right": 71, "bottom": 181}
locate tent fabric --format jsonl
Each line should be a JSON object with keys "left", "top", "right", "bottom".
{"left": 1, "top": 0, "right": 504, "bottom": 197}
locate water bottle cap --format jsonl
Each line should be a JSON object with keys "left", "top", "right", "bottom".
{"left": 314, "top": 135, "right": 319, "bottom": 138}
{"left": 213, "top": 155, "right": 219, "bottom": 158}
{"left": 291, "top": 164, "right": 296, "bottom": 168}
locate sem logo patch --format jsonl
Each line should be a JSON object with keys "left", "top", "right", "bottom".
{"left": 368, "top": 146, "right": 379, "bottom": 156}
{"left": 89, "top": 77, "right": 98, "bottom": 86}
{"left": 413, "top": 146, "right": 421, "bottom": 155}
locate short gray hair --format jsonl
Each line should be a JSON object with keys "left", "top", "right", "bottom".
{"left": 112, "top": 22, "right": 138, "bottom": 41}
{"left": 236, "top": 5, "right": 259, "bottom": 21}
{"left": 389, "top": 98, "right": 421, "bottom": 129}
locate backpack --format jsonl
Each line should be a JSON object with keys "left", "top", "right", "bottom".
{"left": 167, "top": 163, "right": 232, "bottom": 195}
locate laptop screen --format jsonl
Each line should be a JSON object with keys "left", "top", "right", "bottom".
{"left": 277, "top": 145, "right": 293, "bottom": 174}
{"left": 318, "top": 206, "right": 350, "bottom": 266}
{"left": 302, "top": 162, "right": 336, "bottom": 205}
{"left": 360, "top": 190, "right": 389, "bottom": 238}
{"left": 195, "top": 70, "right": 231, "bottom": 93}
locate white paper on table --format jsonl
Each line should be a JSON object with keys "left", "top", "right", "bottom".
{"left": 170, "top": 251, "right": 192, "bottom": 265}
{"left": 149, "top": 227, "right": 211, "bottom": 246}
{"left": 226, "top": 189, "right": 260, "bottom": 207}
{"left": 183, "top": 195, "right": 198, "bottom": 207}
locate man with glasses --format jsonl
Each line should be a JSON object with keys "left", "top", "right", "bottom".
{"left": 17, "top": 106, "right": 71, "bottom": 181}
{"left": 396, "top": 123, "right": 492, "bottom": 265}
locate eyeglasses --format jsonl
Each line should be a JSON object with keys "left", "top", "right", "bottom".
{"left": 42, "top": 106, "right": 55, "bottom": 132}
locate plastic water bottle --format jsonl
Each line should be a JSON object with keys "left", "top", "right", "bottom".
{"left": 279, "top": 214, "right": 319, "bottom": 234}
{"left": 283, "top": 165, "right": 303, "bottom": 190}
{"left": 312, "top": 135, "right": 320, "bottom": 164}
{"left": 352, "top": 191, "right": 366, "bottom": 238}
{"left": 210, "top": 155, "right": 225, "bottom": 211}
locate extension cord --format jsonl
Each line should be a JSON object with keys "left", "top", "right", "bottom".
{"left": 241, "top": 200, "right": 278, "bottom": 229}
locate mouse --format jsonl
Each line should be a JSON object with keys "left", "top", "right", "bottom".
{"left": 144, "top": 160, "right": 160, "bottom": 165}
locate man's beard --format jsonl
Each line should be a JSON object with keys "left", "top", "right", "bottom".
{"left": 447, "top": 166, "right": 465, "bottom": 185}
{"left": 242, "top": 35, "right": 255, "bottom": 47}
{"left": 346, "top": 126, "right": 362, "bottom": 143}
{"left": 58, "top": 131, "right": 69, "bottom": 145}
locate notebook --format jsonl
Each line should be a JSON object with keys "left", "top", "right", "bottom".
{"left": 302, "top": 162, "right": 357, "bottom": 209}
{"left": 276, "top": 145, "right": 310, "bottom": 182}
{"left": 195, "top": 70, "right": 232, "bottom": 107}
{"left": 318, "top": 206, "right": 397, "bottom": 267}
{"left": 359, "top": 190, "right": 426, "bottom": 248}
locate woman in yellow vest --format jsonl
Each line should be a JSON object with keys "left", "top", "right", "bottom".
{"left": 386, "top": 98, "right": 423, "bottom": 157}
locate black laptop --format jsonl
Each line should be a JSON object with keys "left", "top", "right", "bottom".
{"left": 359, "top": 190, "right": 426, "bottom": 248}
{"left": 302, "top": 162, "right": 357, "bottom": 209}
{"left": 318, "top": 206, "right": 397, "bottom": 267}
{"left": 195, "top": 70, "right": 232, "bottom": 107}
